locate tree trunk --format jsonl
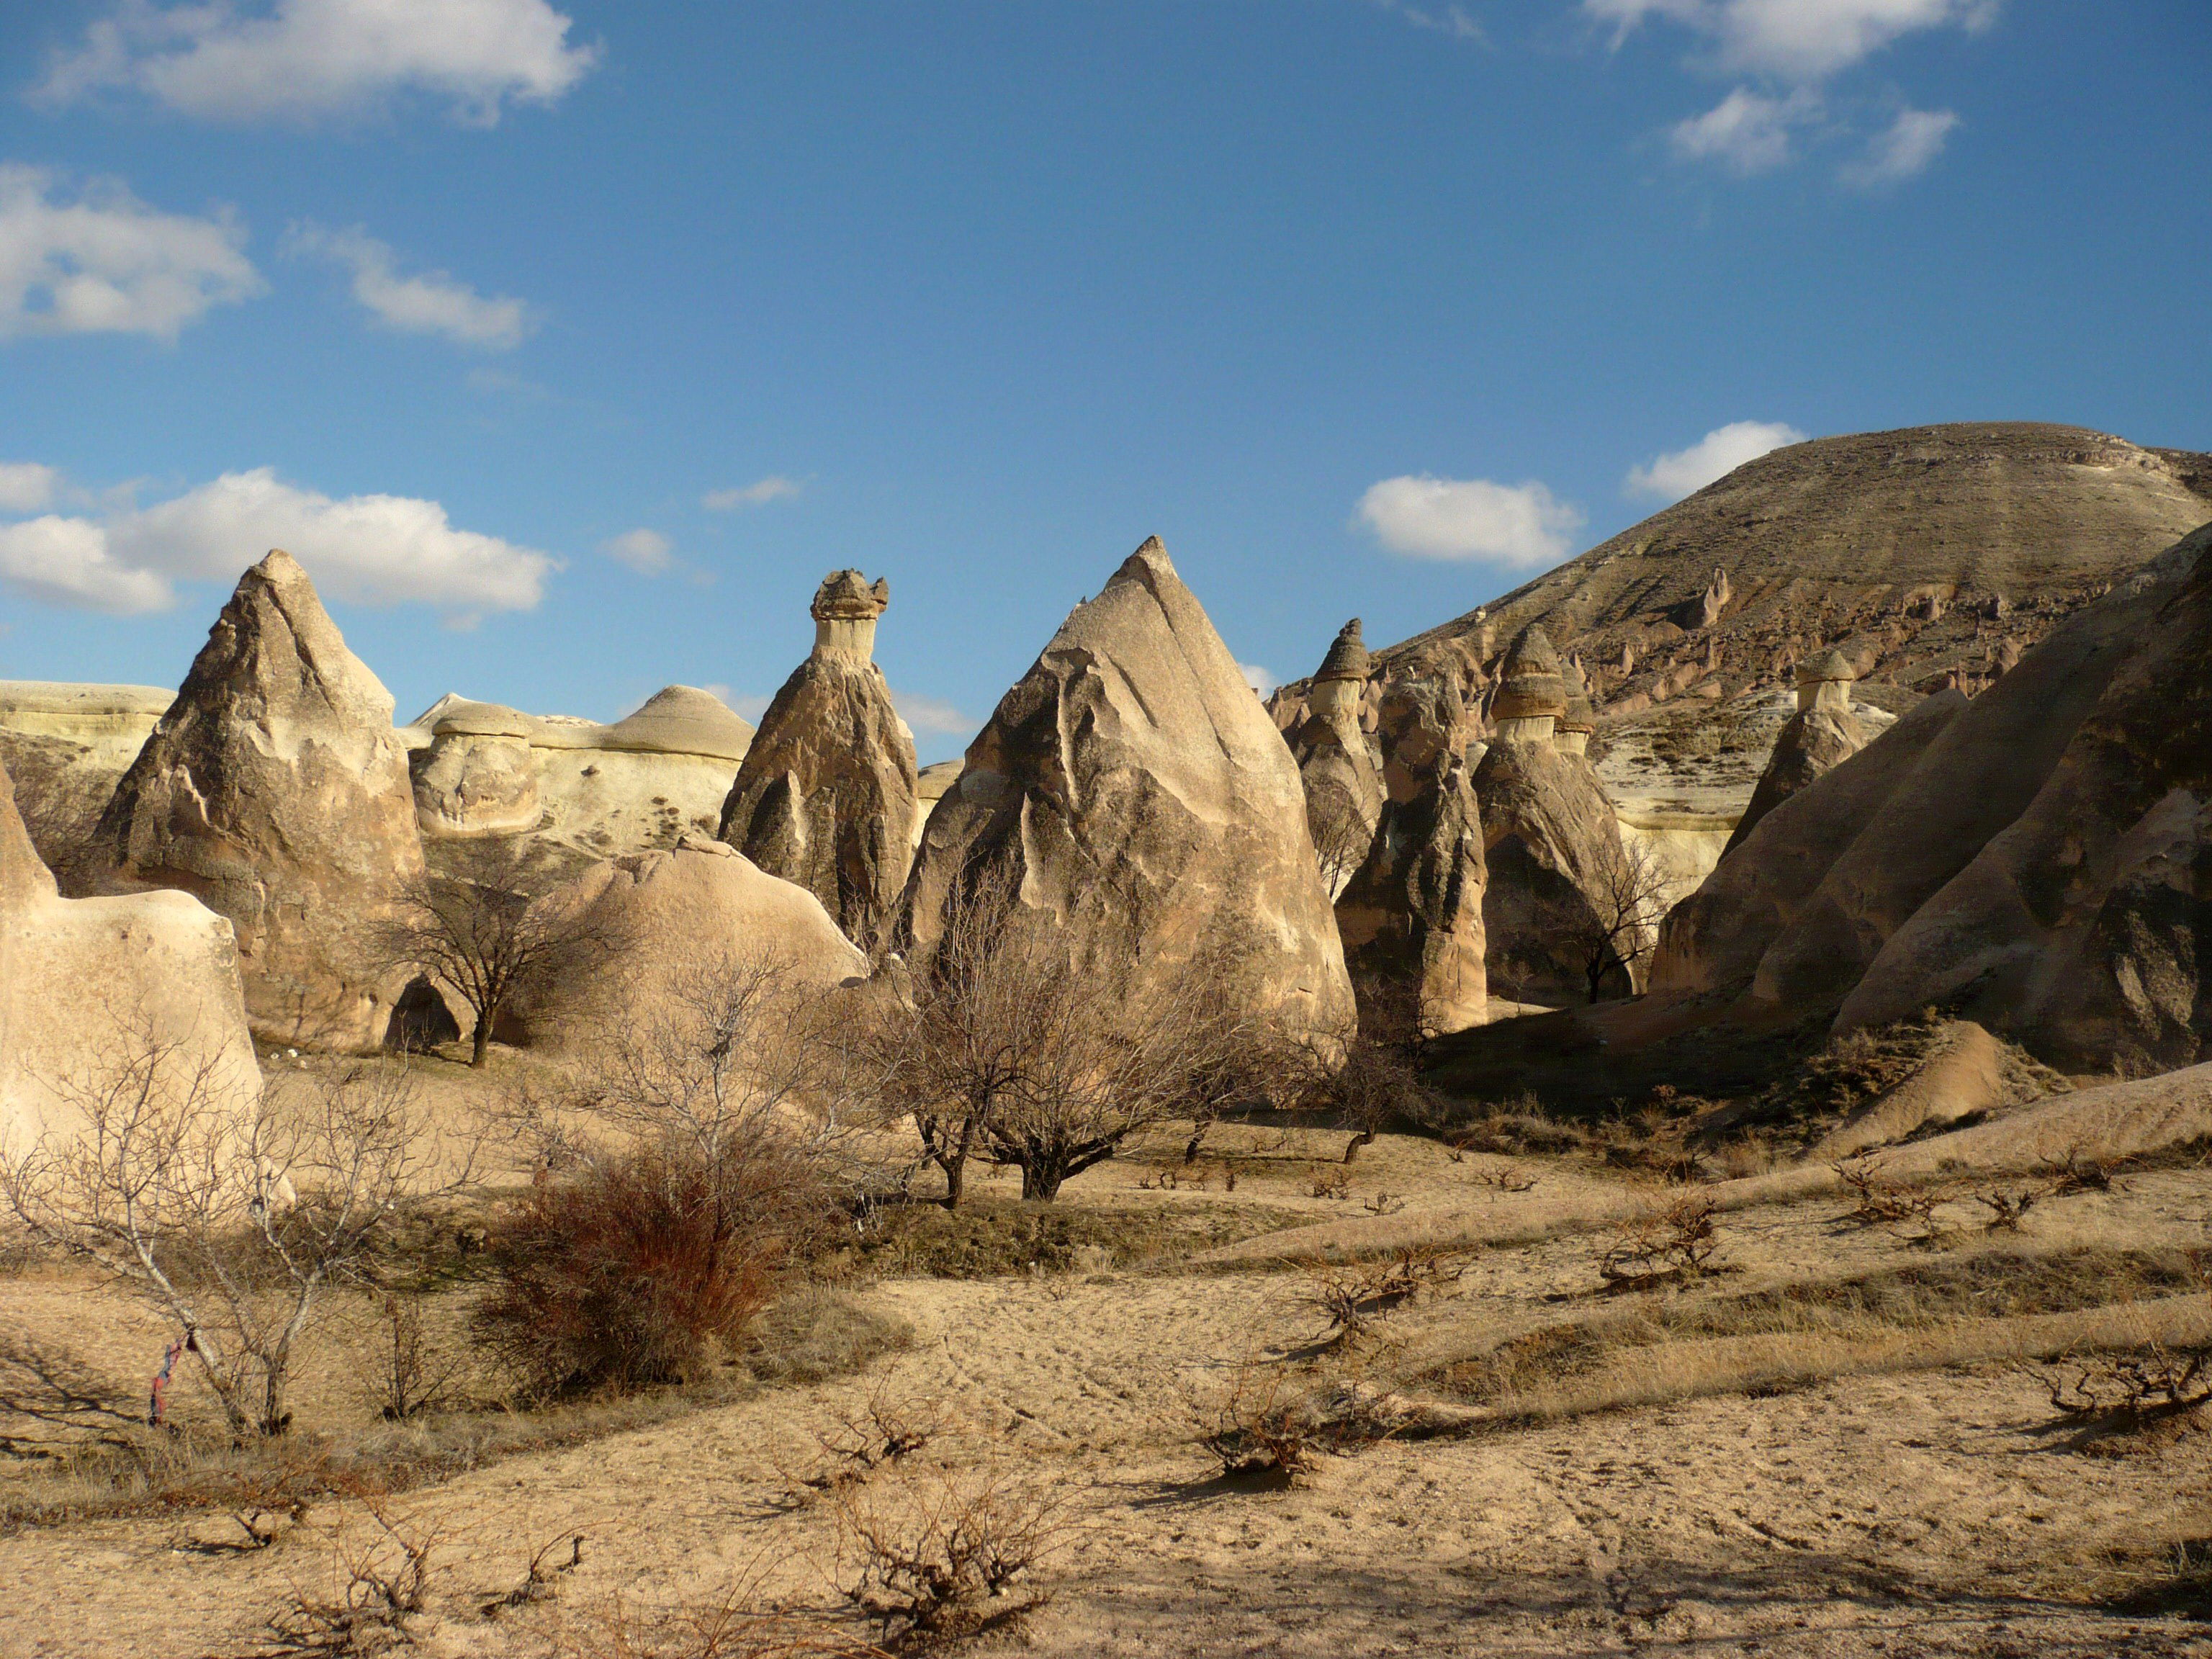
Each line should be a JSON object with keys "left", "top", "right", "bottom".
{"left": 1344, "top": 1128, "right": 1374, "bottom": 1163}
{"left": 1183, "top": 1112, "right": 1213, "bottom": 1165}
{"left": 471, "top": 1015, "right": 492, "bottom": 1068}
{"left": 1022, "top": 1163, "right": 1065, "bottom": 1202}
{"left": 260, "top": 1359, "right": 290, "bottom": 1437}
{"left": 940, "top": 1155, "right": 967, "bottom": 1210}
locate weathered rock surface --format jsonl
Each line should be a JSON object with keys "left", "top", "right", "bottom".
{"left": 1724, "top": 652, "right": 1873, "bottom": 855}
{"left": 515, "top": 832, "right": 866, "bottom": 1047}
{"left": 896, "top": 538, "right": 1354, "bottom": 1038}
{"left": 720, "top": 572, "right": 917, "bottom": 946}
{"left": 91, "top": 550, "right": 424, "bottom": 1049}
{"left": 1, "top": 755, "right": 258, "bottom": 1146}
{"left": 1474, "top": 734, "right": 1636, "bottom": 1007}
{"left": 1287, "top": 619, "right": 1385, "bottom": 896}
{"left": 1277, "top": 423, "right": 2212, "bottom": 841}
{"left": 401, "top": 686, "right": 756, "bottom": 873}
{"left": 1335, "top": 754, "right": 1487, "bottom": 1035}
{"left": 0, "top": 681, "right": 173, "bottom": 891}
{"left": 910, "top": 759, "right": 963, "bottom": 849}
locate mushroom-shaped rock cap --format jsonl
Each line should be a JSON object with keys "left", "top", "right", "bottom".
{"left": 1557, "top": 655, "right": 1596, "bottom": 732}
{"left": 1795, "top": 649, "right": 1857, "bottom": 688}
{"left": 430, "top": 699, "right": 539, "bottom": 740}
{"left": 1315, "top": 618, "right": 1372, "bottom": 683}
{"left": 600, "top": 685, "right": 757, "bottom": 760}
{"left": 811, "top": 570, "right": 890, "bottom": 621}
{"left": 1491, "top": 626, "right": 1568, "bottom": 721}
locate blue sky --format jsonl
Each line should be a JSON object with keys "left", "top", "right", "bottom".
{"left": 0, "top": 1, "right": 2206, "bottom": 763}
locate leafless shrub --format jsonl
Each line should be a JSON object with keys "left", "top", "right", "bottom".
{"left": 482, "top": 1530, "right": 585, "bottom": 1618}
{"left": 833, "top": 1467, "right": 1064, "bottom": 1648}
{"left": 1202, "top": 1361, "right": 1320, "bottom": 1480}
{"left": 1570, "top": 838, "right": 1669, "bottom": 1003}
{"left": 1599, "top": 1196, "right": 1722, "bottom": 1286}
{"left": 871, "top": 868, "right": 1295, "bottom": 1205}
{"left": 2044, "top": 1345, "right": 2212, "bottom": 1424}
{"left": 791, "top": 1382, "right": 942, "bottom": 1501}
{"left": 1833, "top": 1156, "right": 1950, "bottom": 1232}
{"left": 1463, "top": 1159, "right": 1539, "bottom": 1194}
{"left": 1298, "top": 1246, "right": 1464, "bottom": 1340}
{"left": 565, "top": 1581, "right": 886, "bottom": 1658}
{"left": 1363, "top": 1192, "right": 1404, "bottom": 1215}
{"left": 271, "top": 1493, "right": 441, "bottom": 1654}
{"left": 1305, "top": 778, "right": 1377, "bottom": 901}
{"left": 369, "top": 1293, "right": 459, "bottom": 1423}
{"left": 2038, "top": 1147, "right": 2117, "bottom": 1195}
{"left": 1309, "top": 1169, "right": 1350, "bottom": 1200}
{"left": 377, "top": 837, "right": 633, "bottom": 1067}
{"left": 1973, "top": 1186, "right": 2042, "bottom": 1232}
{"left": 0, "top": 1028, "right": 472, "bottom": 1439}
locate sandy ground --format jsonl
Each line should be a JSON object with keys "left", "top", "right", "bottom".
{"left": 4, "top": 1118, "right": 2212, "bottom": 1658}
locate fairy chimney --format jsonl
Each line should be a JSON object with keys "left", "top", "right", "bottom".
{"left": 811, "top": 569, "right": 890, "bottom": 661}
{"left": 1490, "top": 627, "right": 1567, "bottom": 746}
{"left": 1556, "top": 656, "right": 1596, "bottom": 757}
{"left": 1795, "top": 649, "right": 1855, "bottom": 714}
{"left": 1310, "top": 617, "right": 1371, "bottom": 719}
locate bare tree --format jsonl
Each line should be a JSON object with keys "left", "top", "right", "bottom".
{"left": 1574, "top": 838, "right": 1670, "bottom": 1004}
{"left": 1305, "top": 780, "right": 1377, "bottom": 901}
{"left": 873, "top": 870, "right": 1285, "bottom": 1204}
{"left": 0, "top": 1028, "right": 471, "bottom": 1439}
{"left": 377, "top": 839, "right": 630, "bottom": 1067}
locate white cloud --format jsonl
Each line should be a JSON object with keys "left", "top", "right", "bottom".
{"left": 0, "top": 462, "right": 60, "bottom": 512}
{"left": 891, "top": 691, "right": 974, "bottom": 737}
{"left": 1840, "top": 104, "right": 1960, "bottom": 186}
{"left": 703, "top": 476, "right": 804, "bottom": 512}
{"left": 1368, "top": 0, "right": 1485, "bottom": 41}
{"left": 0, "top": 464, "right": 554, "bottom": 613}
{"left": 1668, "top": 86, "right": 1817, "bottom": 172}
{"left": 1237, "top": 662, "right": 1280, "bottom": 698}
{"left": 1354, "top": 475, "right": 1586, "bottom": 567}
{"left": 600, "top": 527, "right": 672, "bottom": 575}
{"left": 1587, "top": 0, "right": 1997, "bottom": 81}
{"left": 287, "top": 224, "right": 534, "bottom": 348}
{"left": 0, "top": 515, "right": 174, "bottom": 613}
{"left": 38, "top": 0, "right": 600, "bottom": 125}
{"left": 0, "top": 163, "right": 261, "bottom": 341}
{"left": 1625, "top": 420, "right": 1808, "bottom": 500}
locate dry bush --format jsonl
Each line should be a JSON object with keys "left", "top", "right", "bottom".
{"left": 1462, "top": 1159, "right": 1539, "bottom": 1193}
{"left": 2044, "top": 1344, "right": 2212, "bottom": 1425}
{"left": 1599, "top": 1195, "right": 1722, "bottom": 1287}
{"left": 271, "top": 1492, "right": 441, "bottom": 1654}
{"left": 1202, "top": 1361, "right": 1322, "bottom": 1480}
{"left": 1833, "top": 1156, "right": 1952, "bottom": 1235}
{"left": 0, "top": 1032, "right": 472, "bottom": 1440}
{"left": 791, "top": 1382, "right": 941, "bottom": 1501}
{"left": 475, "top": 1141, "right": 818, "bottom": 1399}
{"left": 1309, "top": 1169, "right": 1351, "bottom": 1200}
{"left": 1298, "top": 1246, "right": 1464, "bottom": 1341}
{"left": 369, "top": 1292, "right": 459, "bottom": 1423}
{"left": 480, "top": 955, "right": 857, "bottom": 1400}
{"left": 482, "top": 1530, "right": 586, "bottom": 1619}
{"left": 833, "top": 1467, "right": 1064, "bottom": 1648}
{"left": 562, "top": 1583, "right": 886, "bottom": 1659}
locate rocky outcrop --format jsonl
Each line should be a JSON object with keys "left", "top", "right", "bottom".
{"left": 720, "top": 572, "right": 918, "bottom": 946}
{"left": 1472, "top": 630, "right": 1640, "bottom": 1006}
{"left": 2, "top": 755, "right": 258, "bottom": 1146}
{"left": 91, "top": 552, "right": 423, "bottom": 1049}
{"left": 402, "top": 685, "right": 756, "bottom": 868}
{"left": 1723, "top": 651, "right": 1872, "bottom": 854}
{"left": 1277, "top": 423, "right": 2212, "bottom": 840}
{"left": 895, "top": 538, "right": 1354, "bottom": 1038}
{"left": 910, "top": 760, "right": 963, "bottom": 850}
{"left": 515, "top": 832, "right": 866, "bottom": 1048}
{"left": 1334, "top": 754, "right": 1487, "bottom": 1035}
{"left": 0, "top": 681, "right": 173, "bottom": 892}
{"left": 1287, "top": 620, "right": 1384, "bottom": 896}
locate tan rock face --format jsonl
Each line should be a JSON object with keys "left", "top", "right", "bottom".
{"left": 1723, "top": 706, "right": 1871, "bottom": 855}
{"left": 1835, "top": 522, "right": 2212, "bottom": 1071}
{"left": 1335, "top": 755, "right": 1487, "bottom": 1035}
{"left": 895, "top": 537, "right": 1354, "bottom": 1038}
{"left": 0, "top": 681, "right": 172, "bottom": 891}
{"left": 515, "top": 832, "right": 866, "bottom": 1047}
{"left": 1473, "top": 736, "right": 1636, "bottom": 1006}
{"left": 1287, "top": 620, "right": 1384, "bottom": 898}
{"left": 1, "top": 755, "right": 259, "bottom": 1147}
{"left": 91, "top": 550, "right": 424, "bottom": 1049}
{"left": 719, "top": 576, "right": 918, "bottom": 946}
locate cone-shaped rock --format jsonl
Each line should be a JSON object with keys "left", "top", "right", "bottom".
{"left": 1722, "top": 652, "right": 1871, "bottom": 855}
{"left": 91, "top": 551, "right": 423, "bottom": 1048}
{"left": 1335, "top": 753, "right": 1487, "bottom": 1035}
{"left": 894, "top": 538, "right": 1354, "bottom": 1036}
{"left": 719, "top": 571, "right": 917, "bottom": 946}
{"left": 1287, "top": 619, "right": 1384, "bottom": 896}
{"left": 4, "top": 754, "right": 259, "bottom": 1145}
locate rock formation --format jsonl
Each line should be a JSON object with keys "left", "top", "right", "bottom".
{"left": 1556, "top": 657, "right": 1596, "bottom": 759}
{"left": 1722, "top": 650, "right": 1871, "bottom": 854}
{"left": 1334, "top": 752, "right": 1487, "bottom": 1035}
{"left": 1474, "top": 629, "right": 1642, "bottom": 1007}
{"left": 2, "top": 754, "right": 259, "bottom": 1146}
{"left": 402, "top": 685, "right": 755, "bottom": 872}
{"left": 910, "top": 759, "right": 963, "bottom": 849}
{"left": 515, "top": 832, "right": 867, "bottom": 1048}
{"left": 1272, "top": 423, "right": 2212, "bottom": 850}
{"left": 1286, "top": 620, "right": 1385, "bottom": 896}
{"left": 91, "top": 552, "right": 424, "bottom": 1049}
{"left": 719, "top": 572, "right": 917, "bottom": 946}
{"left": 894, "top": 537, "right": 1354, "bottom": 1038}
{"left": 0, "top": 681, "right": 173, "bottom": 892}
{"left": 1647, "top": 519, "right": 2212, "bottom": 1076}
